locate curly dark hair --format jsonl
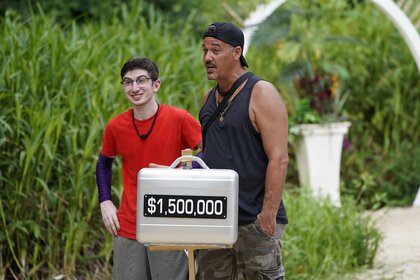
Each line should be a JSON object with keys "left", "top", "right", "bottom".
{"left": 120, "top": 57, "right": 159, "bottom": 81}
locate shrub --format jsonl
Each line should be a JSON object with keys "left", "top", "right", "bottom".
{"left": 283, "top": 188, "right": 381, "bottom": 280}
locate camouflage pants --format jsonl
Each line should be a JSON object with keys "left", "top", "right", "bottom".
{"left": 196, "top": 221, "right": 286, "bottom": 280}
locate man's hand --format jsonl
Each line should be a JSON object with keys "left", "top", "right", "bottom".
{"left": 100, "top": 200, "right": 120, "bottom": 237}
{"left": 148, "top": 163, "right": 168, "bottom": 168}
{"left": 257, "top": 210, "right": 276, "bottom": 237}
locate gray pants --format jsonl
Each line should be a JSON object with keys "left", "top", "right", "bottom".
{"left": 113, "top": 236, "right": 188, "bottom": 280}
{"left": 196, "top": 221, "right": 286, "bottom": 280}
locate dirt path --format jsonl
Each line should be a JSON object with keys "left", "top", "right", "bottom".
{"left": 357, "top": 207, "right": 420, "bottom": 280}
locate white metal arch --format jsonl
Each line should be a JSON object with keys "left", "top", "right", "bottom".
{"left": 242, "top": 0, "right": 420, "bottom": 72}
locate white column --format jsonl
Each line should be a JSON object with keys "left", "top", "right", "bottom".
{"left": 414, "top": 186, "right": 420, "bottom": 207}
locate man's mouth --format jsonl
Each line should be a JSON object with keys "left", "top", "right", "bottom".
{"left": 131, "top": 93, "right": 143, "bottom": 100}
{"left": 206, "top": 64, "right": 215, "bottom": 72}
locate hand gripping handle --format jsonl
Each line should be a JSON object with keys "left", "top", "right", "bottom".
{"left": 169, "top": 156, "right": 209, "bottom": 169}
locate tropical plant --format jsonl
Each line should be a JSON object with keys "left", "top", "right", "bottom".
{"left": 250, "top": 0, "right": 356, "bottom": 125}
{"left": 293, "top": 72, "right": 350, "bottom": 123}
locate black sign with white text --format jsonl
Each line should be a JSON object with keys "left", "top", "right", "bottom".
{"left": 143, "top": 194, "right": 227, "bottom": 219}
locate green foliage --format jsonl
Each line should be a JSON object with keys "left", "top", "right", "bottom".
{"left": 342, "top": 142, "right": 420, "bottom": 209}
{"left": 0, "top": 0, "right": 272, "bottom": 36}
{"left": 283, "top": 188, "right": 381, "bottom": 280}
{"left": 247, "top": 0, "right": 419, "bottom": 209}
{"left": 251, "top": 1, "right": 355, "bottom": 125}
{"left": 0, "top": 2, "right": 208, "bottom": 278}
{"left": 0, "top": 0, "right": 129, "bottom": 22}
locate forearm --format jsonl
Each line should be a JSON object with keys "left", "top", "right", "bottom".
{"left": 96, "top": 153, "right": 114, "bottom": 203}
{"left": 96, "top": 154, "right": 120, "bottom": 236}
{"left": 262, "top": 156, "right": 288, "bottom": 216}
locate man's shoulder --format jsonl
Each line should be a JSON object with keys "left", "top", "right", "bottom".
{"left": 107, "top": 109, "right": 131, "bottom": 126}
{"left": 251, "top": 80, "right": 279, "bottom": 98}
{"left": 252, "top": 79, "right": 275, "bottom": 90}
{"left": 249, "top": 79, "right": 284, "bottom": 112}
{"left": 161, "top": 105, "right": 200, "bottom": 129}
{"left": 161, "top": 104, "right": 188, "bottom": 117}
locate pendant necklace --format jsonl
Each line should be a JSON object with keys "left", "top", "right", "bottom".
{"left": 218, "top": 99, "right": 232, "bottom": 122}
{"left": 216, "top": 78, "right": 246, "bottom": 122}
{"left": 216, "top": 86, "right": 237, "bottom": 122}
{"left": 132, "top": 104, "right": 160, "bottom": 140}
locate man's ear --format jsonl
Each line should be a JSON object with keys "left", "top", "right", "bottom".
{"left": 234, "top": 46, "right": 242, "bottom": 61}
{"left": 153, "top": 79, "right": 161, "bottom": 92}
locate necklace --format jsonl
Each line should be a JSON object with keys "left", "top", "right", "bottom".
{"left": 132, "top": 104, "right": 160, "bottom": 140}
{"left": 218, "top": 99, "right": 232, "bottom": 122}
{"left": 214, "top": 73, "right": 249, "bottom": 123}
{"left": 216, "top": 83, "right": 242, "bottom": 122}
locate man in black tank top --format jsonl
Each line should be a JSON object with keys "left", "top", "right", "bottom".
{"left": 197, "top": 22, "right": 289, "bottom": 280}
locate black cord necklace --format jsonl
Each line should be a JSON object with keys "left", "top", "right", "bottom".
{"left": 132, "top": 104, "right": 160, "bottom": 140}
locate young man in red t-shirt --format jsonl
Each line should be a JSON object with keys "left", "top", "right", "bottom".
{"left": 96, "top": 57, "right": 201, "bottom": 280}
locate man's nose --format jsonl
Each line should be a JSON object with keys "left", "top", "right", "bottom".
{"left": 204, "top": 52, "right": 213, "bottom": 62}
{"left": 132, "top": 81, "right": 141, "bottom": 91}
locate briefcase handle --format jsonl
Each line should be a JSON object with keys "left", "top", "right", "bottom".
{"left": 169, "top": 156, "right": 209, "bottom": 169}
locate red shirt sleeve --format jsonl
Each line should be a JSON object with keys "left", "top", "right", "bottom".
{"left": 101, "top": 123, "right": 117, "bottom": 158}
{"left": 181, "top": 112, "right": 202, "bottom": 150}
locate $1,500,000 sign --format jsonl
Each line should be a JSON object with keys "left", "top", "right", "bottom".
{"left": 144, "top": 194, "right": 227, "bottom": 219}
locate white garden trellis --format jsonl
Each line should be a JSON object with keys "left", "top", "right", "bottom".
{"left": 241, "top": 0, "right": 420, "bottom": 206}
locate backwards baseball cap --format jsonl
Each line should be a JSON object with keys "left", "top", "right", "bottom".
{"left": 203, "top": 22, "right": 249, "bottom": 68}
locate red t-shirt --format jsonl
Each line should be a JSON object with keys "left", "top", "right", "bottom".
{"left": 100, "top": 105, "right": 201, "bottom": 239}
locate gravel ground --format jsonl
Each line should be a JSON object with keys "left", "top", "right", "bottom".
{"left": 354, "top": 207, "right": 420, "bottom": 280}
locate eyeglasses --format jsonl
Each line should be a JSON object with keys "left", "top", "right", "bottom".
{"left": 121, "top": 75, "right": 152, "bottom": 88}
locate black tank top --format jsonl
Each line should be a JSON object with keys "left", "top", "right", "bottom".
{"left": 199, "top": 75, "right": 288, "bottom": 225}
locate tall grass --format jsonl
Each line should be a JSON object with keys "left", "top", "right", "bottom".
{"left": 283, "top": 188, "right": 381, "bottom": 280}
{"left": 0, "top": 1, "right": 207, "bottom": 278}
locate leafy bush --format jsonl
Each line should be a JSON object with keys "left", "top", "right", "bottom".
{"left": 342, "top": 142, "right": 420, "bottom": 209}
{"left": 283, "top": 188, "right": 381, "bottom": 280}
{"left": 0, "top": 0, "right": 272, "bottom": 36}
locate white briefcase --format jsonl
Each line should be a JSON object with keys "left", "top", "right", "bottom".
{"left": 136, "top": 156, "right": 238, "bottom": 245}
